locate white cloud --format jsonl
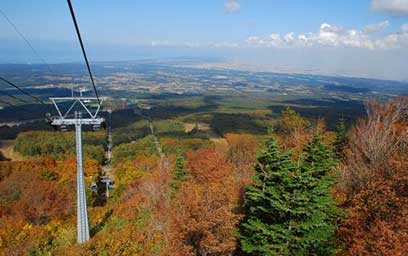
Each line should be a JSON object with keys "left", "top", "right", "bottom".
{"left": 224, "top": 0, "right": 240, "bottom": 14}
{"left": 151, "top": 41, "right": 202, "bottom": 48}
{"left": 151, "top": 40, "right": 172, "bottom": 47}
{"left": 284, "top": 32, "right": 295, "bottom": 44}
{"left": 320, "top": 23, "right": 343, "bottom": 34}
{"left": 150, "top": 22, "right": 408, "bottom": 51}
{"left": 364, "top": 20, "right": 390, "bottom": 33}
{"left": 209, "top": 42, "right": 239, "bottom": 48}
{"left": 245, "top": 34, "right": 283, "bottom": 48}
{"left": 245, "top": 22, "right": 408, "bottom": 50}
{"left": 371, "top": 0, "right": 408, "bottom": 16}
{"left": 269, "top": 34, "right": 283, "bottom": 47}
{"left": 402, "top": 23, "right": 408, "bottom": 33}
{"left": 317, "top": 23, "right": 344, "bottom": 46}
{"left": 246, "top": 36, "right": 262, "bottom": 46}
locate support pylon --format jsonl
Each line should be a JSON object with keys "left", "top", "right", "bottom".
{"left": 75, "top": 111, "right": 90, "bottom": 243}
{"left": 47, "top": 97, "right": 105, "bottom": 244}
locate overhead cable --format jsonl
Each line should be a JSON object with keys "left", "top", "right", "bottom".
{"left": 0, "top": 89, "right": 30, "bottom": 104}
{"left": 0, "top": 8, "right": 54, "bottom": 73}
{"left": 66, "top": 0, "right": 101, "bottom": 106}
{"left": 0, "top": 76, "right": 45, "bottom": 104}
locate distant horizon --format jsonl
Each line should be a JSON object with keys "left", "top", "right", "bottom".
{"left": 1, "top": 0, "right": 408, "bottom": 81}
{"left": 1, "top": 56, "right": 408, "bottom": 83}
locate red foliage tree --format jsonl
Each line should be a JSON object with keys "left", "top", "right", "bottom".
{"left": 337, "top": 98, "right": 408, "bottom": 255}
{"left": 169, "top": 149, "right": 241, "bottom": 256}
{"left": 0, "top": 158, "right": 77, "bottom": 254}
{"left": 225, "top": 133, "right": 258, "bottom": 182}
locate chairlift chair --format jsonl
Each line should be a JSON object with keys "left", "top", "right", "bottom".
{"left": 91, "top": 182, "right": 98, "bottom": 191}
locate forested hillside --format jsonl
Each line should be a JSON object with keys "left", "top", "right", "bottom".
{"left": 1, "top": 98, "right": 407, "bottom": 255}
{"left": 14, "top": 131, "right": 106, "bottom": 164}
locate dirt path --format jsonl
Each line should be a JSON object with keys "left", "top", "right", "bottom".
{"left": 0, "top": 140, "right": 23, "bottom": 161}
{"left": 134, "top": 108, "right": 169, "bottom": 169}
{"left": 102, "top": 120, "right": 113, "bottom": 179}
{"left": 147, "top": 119, "right": 169, "bottom": 169}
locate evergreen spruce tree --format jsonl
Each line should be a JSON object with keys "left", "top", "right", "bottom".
{"left": 239, "top": 135, "right": 340, "bottom": 255}
{"left": 296, "top": 134, "right": 340, "bottom": 255}
{"left": 170, "top": 154, "right": 188, "bottom": 193}
{"left": 173, "top": 154, "right": 187, "bottom": 181}
{"left": 334, "top": 117, "right": 348, "bottom": 156}
{"left": 239, "top": 138, "right": 298, "bottom": 255}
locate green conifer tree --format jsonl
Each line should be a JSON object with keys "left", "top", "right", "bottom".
{"left": 239, "top": 138, "right": 298, "bottom": 255}
{"left": 170, "top": 154, "right": 188, "bottom": 193}
{"left": 295, "top": 134, "right": 340, "bottom": 255}
{"left": 239, "top": 135, "right": 340, "bottom": 255}
{"left": 173, "top": 154, "right": 187, "bottom": 181}
{"left": 334, "top": 117, "right": 348, "bottom": 156}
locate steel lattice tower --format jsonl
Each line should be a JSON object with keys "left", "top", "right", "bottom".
{"left": 75, "top": 112, "right": 90, "bottom": 243}
{"left": 48, "top": 97, "right": 105, "bottom": 243}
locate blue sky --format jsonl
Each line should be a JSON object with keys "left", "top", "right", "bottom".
{"left": 1, "top": 0, "right": 408, "bottom": 80}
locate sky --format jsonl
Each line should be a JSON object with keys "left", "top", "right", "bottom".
{"left": 1, "top": 0, "right": 408, "bottom": 80}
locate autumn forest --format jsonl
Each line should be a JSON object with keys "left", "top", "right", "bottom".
{"left": 1, "top": 96, "right": 407, "bottom": 255}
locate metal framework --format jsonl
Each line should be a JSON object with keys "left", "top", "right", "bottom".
{"left": 49, "top": 97, "right": 105, "bottom": 243}
{"left": 50, "top": 97, "right": 104, "bottom": 125}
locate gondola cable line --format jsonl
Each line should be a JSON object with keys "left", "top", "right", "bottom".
{"left": 0, "top": 8, "right": 54, "bottom": 74}
{"left": 66, "top": 0, "right": 101, "bottom": 106}
{"left": 0, "top": 7, "right": 80, "bottom": 100}
{"left": 0, "top": 99, "right": 33, "bottom": 113}
{"left": 43, "top": 1, "right": 106, "bottom": 244}
{"left": 0, "top": 89, "right": 31, "bottom": 104}
{"left": 0, "top": 76, "right": 45, "bottom": 104}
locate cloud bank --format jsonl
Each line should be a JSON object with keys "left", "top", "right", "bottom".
{"left": 224, "top": 0, "right": 240, "bottom": 14}
{"left": 245, "top": 22, "right": 408, "bottom": 50}
{"left": 151, "top": 22, "right": 408, "bottom": 51}
{"left": 364, "top": 20, "right": 390, "bottom": 33}
{"left": 371, "top": 0, "right": 408, "bottom": 16}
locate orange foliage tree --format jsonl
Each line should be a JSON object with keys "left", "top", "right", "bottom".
{"left": 77, "top": 155, "right": 172, "bottom": 255}
{"left": 0, "top": 158, "right": 79, "bottom": 254}
{"left": 0, "top": 156, "right": 103, "bottom": 255}
{"left": 114, "top": 155, "right": 159, "bottom": 185}
{"left": 337, "top": 98, "right": 408, "bottom": 255}
{"left": 272, "top": 108, "right": 313, "bottom": 155}
{"left": 169, "top": 149, "right": 241, "bottom": 256}
{"left": 225, "top": 133, "right": 258, "bottom": 180}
